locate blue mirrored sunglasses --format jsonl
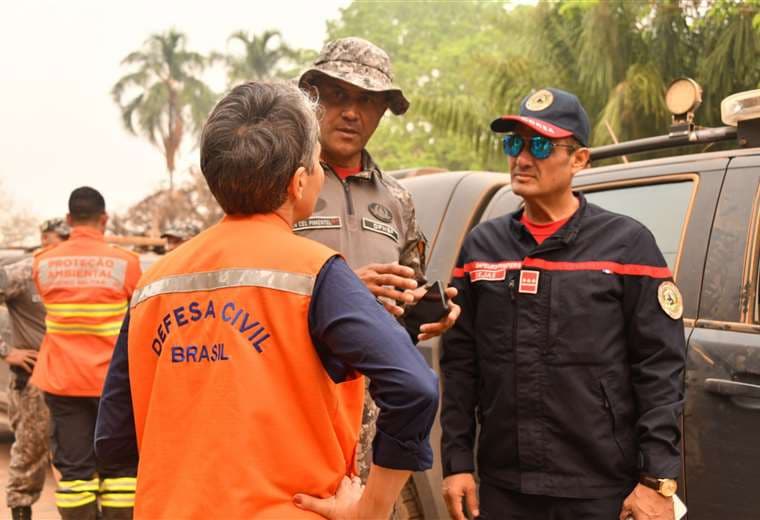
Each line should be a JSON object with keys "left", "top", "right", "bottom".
{"left": 502, "top": 134, "right": 577, "bottom": 160}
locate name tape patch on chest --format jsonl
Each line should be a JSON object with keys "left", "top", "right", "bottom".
{"left": 293, "top": 216, "right": 342, "bottom": 232}
{"left": 468, "top": 261, "right": 522, "bottom": 282}
{"left": 518, "top": 270, "right": 540, "bottom": 294}
{"left": 362, "top": 218, "right": 399, "bottom": 242}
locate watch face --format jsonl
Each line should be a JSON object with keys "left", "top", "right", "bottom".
{"left": 660, "top": 479, "right": 678, "bottom": 497}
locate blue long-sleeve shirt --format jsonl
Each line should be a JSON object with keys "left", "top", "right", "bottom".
{"left": 95, "top": 256, "right": 438, "bottom": 471}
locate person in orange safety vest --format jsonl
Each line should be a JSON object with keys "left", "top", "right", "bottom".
{"left": 33, "top": 187, "right": 141, "bottom": 520}
{"left": 94, "top": 80, "right": 439, "bottom": 519}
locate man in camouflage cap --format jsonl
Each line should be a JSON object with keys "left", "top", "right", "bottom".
{"left": 160, "top": 223, "right": 200, "bottom": 253}
{"left": 297, "top": 36, "right": 460, "bottom": 497}
{"left": 1, "top": 219, "right": 69, "bottom": 520}
{"left": 39, "top": 218, "right": 70, "bottom": 247}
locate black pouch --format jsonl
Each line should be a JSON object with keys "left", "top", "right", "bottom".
{"left": 10, "top": 365, "right": 30, "bottom": 391}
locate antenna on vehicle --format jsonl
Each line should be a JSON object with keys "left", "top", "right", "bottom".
{"left": 603, "top": 120, "right": 629, "bottom": 163}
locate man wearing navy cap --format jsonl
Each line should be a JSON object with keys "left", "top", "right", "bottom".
{"left": 440, "top": 88, "right": 685, "bottom": 519}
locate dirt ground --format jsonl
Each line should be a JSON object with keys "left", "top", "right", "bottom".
{"left": 0, "top": 434, "right": 57, "bottom": 520}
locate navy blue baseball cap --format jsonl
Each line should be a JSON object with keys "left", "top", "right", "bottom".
{"left": 491, "top": 88, "right": 591, "bottom": 146}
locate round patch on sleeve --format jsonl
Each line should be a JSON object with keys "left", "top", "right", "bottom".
{"left": 657, "top": 281, "right": 683, "bottom": 320}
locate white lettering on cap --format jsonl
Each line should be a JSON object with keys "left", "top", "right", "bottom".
{"left": 519, "top": 116, "right": 559, "bottom": 136}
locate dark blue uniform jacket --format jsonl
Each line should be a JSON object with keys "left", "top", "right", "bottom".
{"left": 441, "top": 194, "right": 686, "bottom": 499}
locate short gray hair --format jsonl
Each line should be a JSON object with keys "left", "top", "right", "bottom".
{"left": 200, "top": 80, "right": 320, "bottom": 215}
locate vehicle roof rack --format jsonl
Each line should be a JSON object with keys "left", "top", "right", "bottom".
{"left": 590, "top": 79, "right": 760, "bottom": 162}
{"left": 590, "top": 126, "right": 737, "bottom": 161}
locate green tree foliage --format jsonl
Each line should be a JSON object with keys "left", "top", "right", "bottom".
{"left": 326, "top": 0, "right": 510, "bottom": 171}
{"left": 112, "top": 29, "right": 216, "bottom": 191}
{"left": 338, "top": 0, "right": 760, "bottom": 169}
{"left": 213, "top": 29, "right": 316, "bottom": 85}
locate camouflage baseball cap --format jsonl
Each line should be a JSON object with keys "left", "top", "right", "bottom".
{"left": 299, "top": 37, "right": 410, "bottom": 115}
{"left": 161, "top": 223, "right": 200, "bottom": 241}
{"left": 39, "top": 218, "right": 70, "bottom": 238}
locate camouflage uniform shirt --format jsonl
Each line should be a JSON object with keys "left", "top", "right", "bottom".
{"left": 294, "top": 150, "right": 427, "bottom": 282}
{"left": 0, "top": 255, "right": 51, "bottom": 508}
{"left": 294, "top": 151, "right": 427, "bottom": 483}
{"left": 0, "top": 256, "right": 46, "bottom": 355}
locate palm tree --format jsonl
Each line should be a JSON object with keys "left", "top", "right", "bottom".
{"left": 112, "top": 29, "right": 216, "bottom": 192}
{"left": 417, "top": 0, "right": 760, "bottom": 166}
{"left": 214, "top": 29, "right": 305, "bottom": 85}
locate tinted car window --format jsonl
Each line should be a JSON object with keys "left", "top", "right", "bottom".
{"left": 481, "top": 181, "right": 693, "bottom": 271}
{"left": 583, "top": 181, "right": 693, "bottom": 270}
{"left": 402, "top": 173, "right": 467, "bottom": 245}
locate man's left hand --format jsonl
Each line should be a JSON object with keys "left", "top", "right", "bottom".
{"left": 416, "top": 286, "right": 460, "bottom": 341}
{"left": 619, "top": 484, "right": 674, "bottom": 520}
{"left": 4, "top": 348, "right": 38, "bottom": 373}
{"left": 294, "top": 475, "right": 363, "bottom": 519}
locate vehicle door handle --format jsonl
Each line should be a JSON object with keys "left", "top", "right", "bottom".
{"left": 704, "top": 378, "right": 760, "bottom": 399}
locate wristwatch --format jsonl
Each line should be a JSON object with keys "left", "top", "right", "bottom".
{"left": 640, "top": 475, "right": 678, "bottom": 497}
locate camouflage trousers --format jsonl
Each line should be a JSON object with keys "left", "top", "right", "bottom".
{"left": 356, "top": 382, "right": 407, "bottom": 520}
{"left": 6, "top": 373, "right": 50, "bottom": 508}
{"left": 356, "top": 383, "right": 379, "bottom": 483}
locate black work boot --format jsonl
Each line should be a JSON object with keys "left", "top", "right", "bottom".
{"left": 11, "top": 506, "right": 32, "bottom": 520}
{"left": 100, "top": 506, "right": 133, "bottom": 520}
{"left": 56, "top": 502, "right": 98, "bottom": 520}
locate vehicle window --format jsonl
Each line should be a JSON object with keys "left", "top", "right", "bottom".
{"left": 480, "top": 186, "right": 522, "bottom": 222}
{"left": 402, "top": 175, "right": 459, "bottom": 245}
{"left": 753, "top": 210, "right": 760, "bottom": 324}
{"left": 755, "top": 265, "right": 760, "bottom": 323}
{"left": 583, "top": 181, "right": 693, "bottom": 270}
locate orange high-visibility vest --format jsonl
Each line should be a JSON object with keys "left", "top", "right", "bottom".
{"left": 128, "top": 213, "right": 364, "bottom": 519}
{"left": 32, "top": 226, "right": 141, "bottom": 396}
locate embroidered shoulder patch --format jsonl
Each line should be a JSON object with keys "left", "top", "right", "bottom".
{"left": 368, "top": 203, "right": 393, "bottom": 223}
{"left": 657, "top": 281, "right": 683, "bottom": 320}
{"left": 361, "top": 218, "right": 399, "bottom": 242}
{"left": 293, "top": 216, "right": 342, "bottom": 232}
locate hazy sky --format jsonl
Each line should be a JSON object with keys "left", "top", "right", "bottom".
{"left": 1, "top": 0, "right": 350, "bottom": 220}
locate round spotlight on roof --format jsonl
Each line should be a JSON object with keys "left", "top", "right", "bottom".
{"left": 665, "top": 78, "right": 702, "bottom": 116}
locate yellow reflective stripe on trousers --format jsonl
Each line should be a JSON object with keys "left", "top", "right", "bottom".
{"left": 100, "top": 493, "right": 135, "bottom": 508}
{"left": 45, "top": 319, "right": 123, "bottom": 336}
{"left": 45, "top": 300, "right": 128, "bottom": 318}
{"left": 58, "top": 479, "right": 100, "bottom": 492}
{"left": 101, "top": 477, "right": 136, "bottom": 492}
{"left": 131, "top": 267, "right": 317, "bottom": 308}
{"left": 55, "top": 491, "right": 97, "bottom": 508}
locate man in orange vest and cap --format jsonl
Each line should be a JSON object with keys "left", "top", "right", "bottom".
{"left": 32, "top": 187, "right": 141, "bottom": 520}
{"left": 95, "top": 80, "right": 439, "bottom": 519}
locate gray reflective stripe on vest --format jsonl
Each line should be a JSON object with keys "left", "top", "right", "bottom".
{"left": 130, "top": 268, "right": 316, "bottom": 308}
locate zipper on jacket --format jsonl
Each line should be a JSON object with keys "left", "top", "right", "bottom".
{"left": 327, "top": 167, "right": 355, "bottom": 215}
{"left": 342, "top": 180, "right": 354, "bottom": 215}
{"left": 509, "top": 275, "right": 518, "bottom": 352}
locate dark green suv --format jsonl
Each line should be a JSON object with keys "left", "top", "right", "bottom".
{"left": 399, "top": 85, "right": 760, "bottom": 519}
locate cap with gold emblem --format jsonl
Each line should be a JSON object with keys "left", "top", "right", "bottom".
{"left": 490, "top": 87, "right": 591, "bottom": 146}
{"left": 657, "top": 281, "right": 684, "bottom": 320}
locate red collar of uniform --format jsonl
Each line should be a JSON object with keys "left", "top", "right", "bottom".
{"left": 70, "top": 226, "right": 105, "bottom": 241}
{"left": 520, "top": 214, "right": 570, "bottom": 245}
{"left": 330, "top": 164, "right": 362, "bottom": 180}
